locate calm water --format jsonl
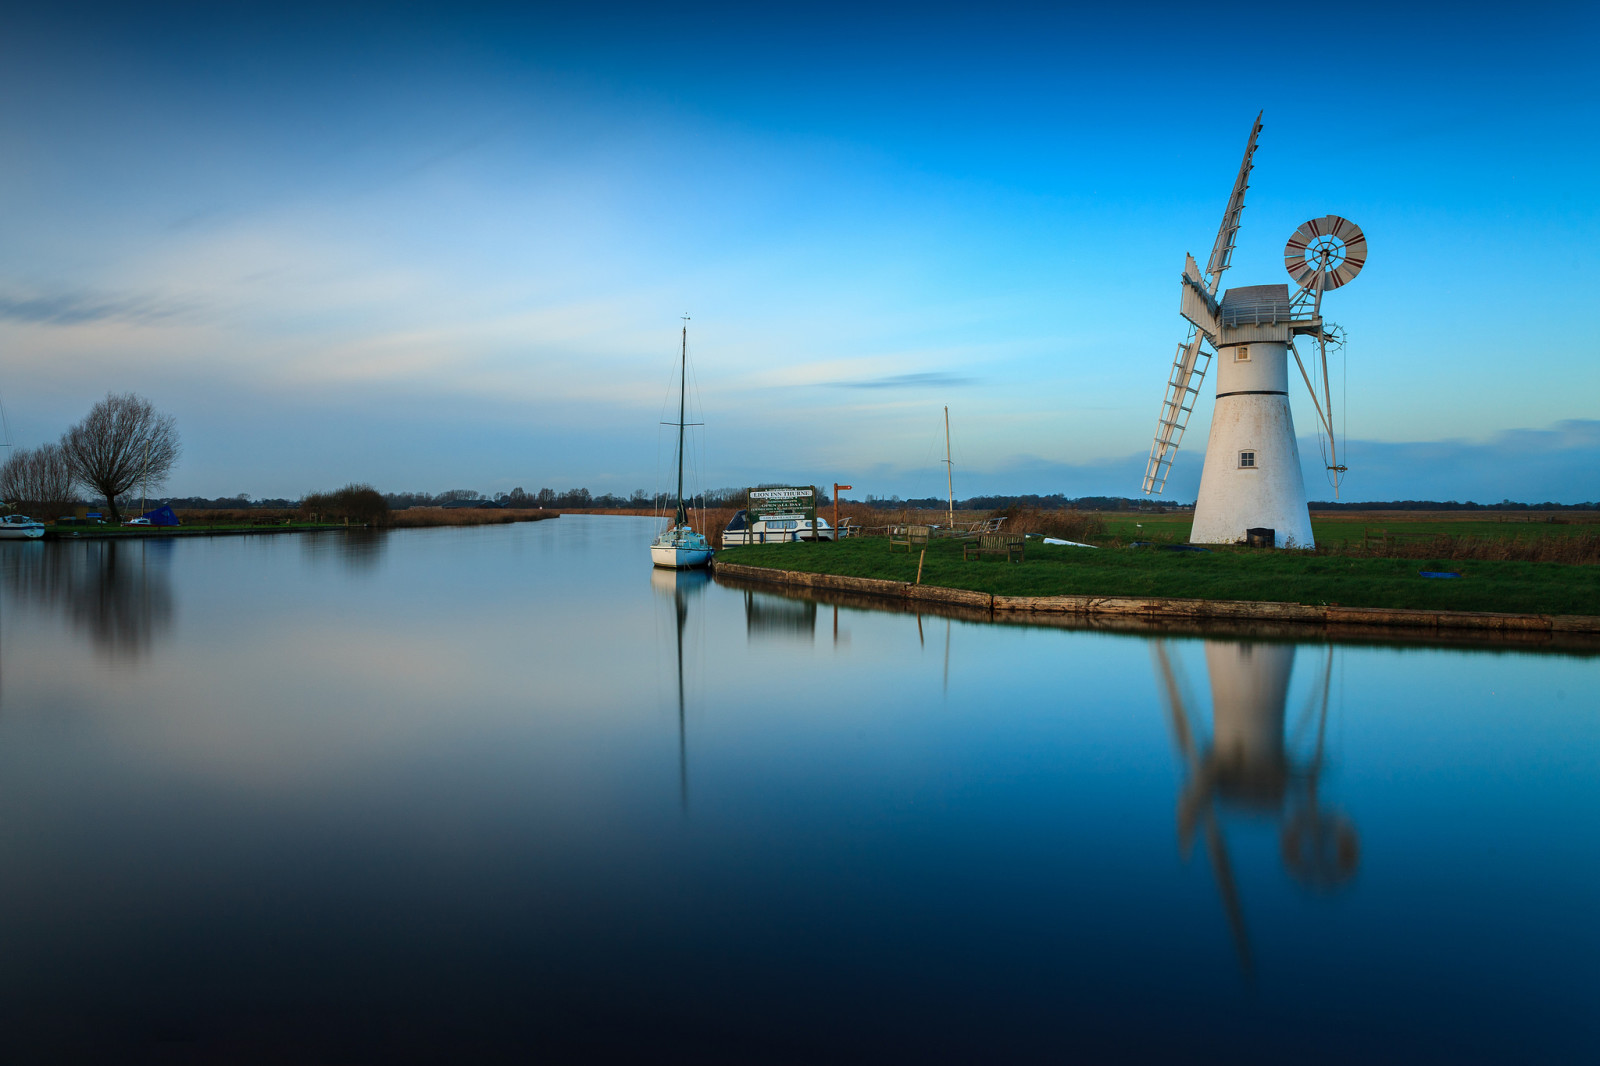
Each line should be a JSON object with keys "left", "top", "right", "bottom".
{"left": 2, "top": 516, "right": 1596, "bottom": 1062}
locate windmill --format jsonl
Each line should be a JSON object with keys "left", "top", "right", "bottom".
{"left": 1142, "top": 113, "right": 1365, "bottom": 548}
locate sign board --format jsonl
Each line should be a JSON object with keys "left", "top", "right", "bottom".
{"left": 748, "top": 486, "right": 816, "bottom": 524}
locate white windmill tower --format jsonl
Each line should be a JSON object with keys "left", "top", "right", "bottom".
{"left": 1142, "top": 113, "right": 1365, "bottom": 548}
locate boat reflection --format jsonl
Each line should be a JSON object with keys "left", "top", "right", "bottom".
{"left": 743, "top": 589, "right": 816, "bottom": 643}
{"left": 1152, "top": 639, "right": 1359, "bottom": 973}
{"left": 652, "top": 567, "right": 710, "bottom": 811}
{"left": 1, "top": 539, "right": 174, "bottom": 660}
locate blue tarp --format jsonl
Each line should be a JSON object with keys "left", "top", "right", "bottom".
{"left": 140, "top": 505, "right": 180, "bottom": 526}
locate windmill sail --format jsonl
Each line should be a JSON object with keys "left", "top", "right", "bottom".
{"left": 1204, "top": 112, "right": 1263, "bottom": 291}
{"left": 1143, "top": 114, "right": 1263, "bottom": 495}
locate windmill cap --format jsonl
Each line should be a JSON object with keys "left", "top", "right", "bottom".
{"left": 1220, "top": 285, "right": 1290, "bottom": 315}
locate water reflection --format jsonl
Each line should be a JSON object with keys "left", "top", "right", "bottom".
{"left": 1153, "top": 639, "right": 1359, "bottom": 972}
{"left": 298, "top": 528, "right": 389, "bottom": 572}
{"left": 743, "top": 589, "right": 816, "bottom": 642}
{"left": 0, "top": 518, "right": 1591, "bottom": 1059}
{"left": 652, "top": 567, "right": 709, "bottom": 811}
{"left": 1, "top": 540, "right": 174, "bottom": 660}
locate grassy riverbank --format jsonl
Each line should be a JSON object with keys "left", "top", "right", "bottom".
{"left": 716, "top": 537, "right": 1600, "bottom": 616}
{"left": 1099, "top": 510, "right": 1600, "bottom": 550}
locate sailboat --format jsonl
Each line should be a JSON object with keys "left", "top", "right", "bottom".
{"left": 650, "top": 317, "right": 714, "bottom": 570}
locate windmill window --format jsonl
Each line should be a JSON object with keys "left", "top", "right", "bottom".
{"left": 1239, "top": 451, "right": 1256, "bottom": 468}
{"left": 1235, "top": 346, "right": 1250, "bottom": 361}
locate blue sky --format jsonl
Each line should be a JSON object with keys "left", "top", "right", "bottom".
{"left": 1, "top": 2, "right": 1595, "bottom": 502}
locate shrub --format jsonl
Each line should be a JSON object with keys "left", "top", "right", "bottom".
{"left": 299, "top": 483, "right": 389, "bottom": 525}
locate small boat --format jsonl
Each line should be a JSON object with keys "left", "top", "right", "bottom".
{"left": 0, "top": 514, "right": 45, "bottom": 539}
{"left": 650, "top": 319, "right": 713, "bottom": 570}
{"left": 719, "top": 510, "right": 841, "bottom": 546}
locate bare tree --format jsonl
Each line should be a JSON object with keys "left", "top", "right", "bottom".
{"left": 0, "top": 442, "right": 79, "bottom": 518}
{"left": 59, "top": 392, "right": 181, "bottom": 521}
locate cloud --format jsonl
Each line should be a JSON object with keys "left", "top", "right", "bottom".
{"left": 1326, "top": 420, "right": 1600, "bottom": 504}
{"left": 822, "top": 371, "right": 981, "bottom": 390}
{"left": 0, "top": 289, "right": 189, "bottom": 326}
{"left": 952, "top": 420, "right": 1600, "bottom": 506}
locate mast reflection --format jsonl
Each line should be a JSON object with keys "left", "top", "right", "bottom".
{"left": 1152, "top": 639, "right": 1359, "bottom": 973}
{"left": 652, "top": 568, "right": 709, "bottom": 812}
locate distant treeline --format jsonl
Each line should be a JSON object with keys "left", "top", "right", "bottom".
{"left": 139, "top": 490, "right": 1599, "bottom": 513}
{"left": 1307, "top": 500, "right": 1599, "bottom": 511}
{"left": 161, "top": 495, "right": 297, "bottom": 510}
{"left": 862, "top": 493, "right": 1179, "bottom": 512}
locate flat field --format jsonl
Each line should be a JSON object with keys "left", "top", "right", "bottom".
{"left": 716, "top": 533, "right": 1600, "bottom": 616}
{"left": 1094, "top": 510, "right": 1600, "bottom": 547}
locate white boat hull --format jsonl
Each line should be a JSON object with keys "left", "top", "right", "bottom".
{"left": 720, "top": 530, "right": 834, "bottom": 546}
{"left": 0, "top": 521, "right": 45, "bottom": 540}
{"left": 650, "top": 524, "right": 713, "bottom": 570}
{"left": 651, "top": 543, "right": 714, "bottom": 569}
{"left": 719, "top": 515, "right": 839, "bottom": 546}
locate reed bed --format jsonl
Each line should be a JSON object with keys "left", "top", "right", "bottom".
{"left": 1315, "top": 530, "right": 1600, "bottom": 565}
{"left": 174, "top": 508, "right": 299, "bottom": 525}
{"left": 986, "top": 506, "right": 1109, "bottom": 543}
{"left": 387, "top": 508, "right": 557, "bottom": 528}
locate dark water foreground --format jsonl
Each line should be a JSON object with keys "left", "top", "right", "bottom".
{"left": 1, "top": 517, "right": 1594, "bottom": 1062}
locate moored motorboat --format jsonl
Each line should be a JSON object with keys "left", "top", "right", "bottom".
{"left": 0, "top": 514, "right": 45, "bottom": 539}
{"left": 719, "top": 510, "right": 840, "bottom": 546}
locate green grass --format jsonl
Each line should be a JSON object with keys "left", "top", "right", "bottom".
{"left": 1095, "top": 512, "right": 1599, "bottom": 546}
{"left": 718, "top": 537, "right": 1600, "bottom": 615}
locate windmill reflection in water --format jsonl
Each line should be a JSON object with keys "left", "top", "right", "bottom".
{"left": 651, "top": 567, "right": 710, "bottom": 812}
{"left": 1152, "top": 639, "right": 1359, "bottom": 973}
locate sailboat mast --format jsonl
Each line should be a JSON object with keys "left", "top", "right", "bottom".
{"left": 676, "top": 318, "right": 688, "bottom": 527}
{"left": 944, "top": 405, "right": 954, "bottom": 528}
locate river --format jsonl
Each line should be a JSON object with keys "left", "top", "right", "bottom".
{"left": 1, "top": 515, "right": 1594, "bottom": 1061}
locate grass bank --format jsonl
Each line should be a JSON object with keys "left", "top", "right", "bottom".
{"left": 716, "top": 537, "right": 1600, "bottom": 616}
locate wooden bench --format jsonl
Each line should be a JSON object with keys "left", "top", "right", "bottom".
{"left": 963, "top": 533, "right": 1025, "bottom": 563}
{"left": 889, "top": 524, "right": 933, "bottom": 552}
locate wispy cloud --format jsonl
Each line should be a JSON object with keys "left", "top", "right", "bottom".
{"left": 0, "top": 289, "right": 189, "bottom": 326}
{"left": 823, "top": 371, "right": 981, "bottom": 390}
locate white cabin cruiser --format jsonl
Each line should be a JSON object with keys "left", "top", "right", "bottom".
{"left": 720, "top": 510, "right": 841, "bottom": 546}
{"left": 0, "top": 514, "right": 45, "bottom": 539}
